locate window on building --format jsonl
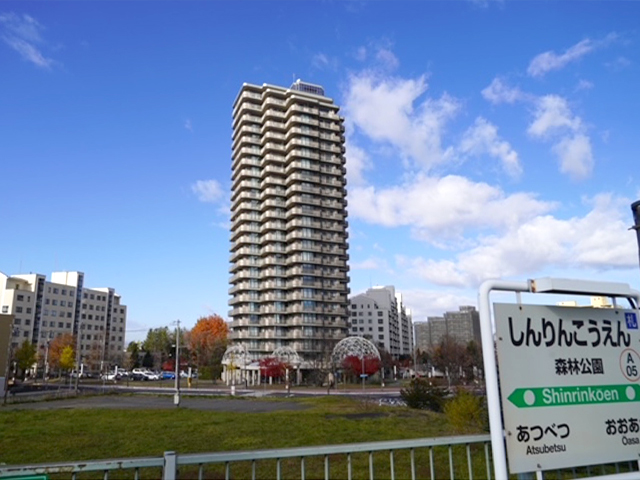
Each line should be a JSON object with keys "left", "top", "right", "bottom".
{"left": 1, "top": 306, "right": 7, "bottom": 313}
{"left": 25, "top": 319, "right": 30, "bottom": 325}
{"left": 53, "top": 288, "right": 59, "bottom": 294}
{"left": 14, "top": 318, "right": 21, "bottom": 325}
{"left": 52, "top": 300, "right": 58, "bottom": 306}
{"left": 45, "top": 299, "right": 50, "bottom": 305}
{"left": 26, "top": 307, "right": 32, "bottom": 314}
{"left": 17, "top": 294, "right": 24, "bottom": 301}
{"left": 15, "top": 306, "right": 23, "bottom": 313}
{"left": 378, "top": 311, "right": 383, "bottom": 317}
{"left": 378, "top": 327, "right": 384, "bottom": 332}
{"left": 58, "top": 322, "right": 63, "bottom": 328}
{"left": 61, "top": 289, "right": 67, "bottom": 295}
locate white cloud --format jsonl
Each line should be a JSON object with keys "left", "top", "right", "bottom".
{"left": 527, "top": 33, "right": 618, "bottom": 78}
{"left": 344, "top": 72, "right": 460, "bottom": 170}
{"left": 575, "top": 79, "right": 594, "bottom": 91}
{"left": 351, "top": 258, "right": 385, "bottom": 270}
{"left": 605, "top": 56, "right": 631, "bottom": 72}
{"left": 375, "top": 48, "right": 399, "bottom": 71}
{"left": 527, "top": 39, "right": 594, "bottom": 78}
{"left": 184, "top": 119, "right": 193, "bottom": 131}
{"left": 192, "top": 179, "right": 224, "bottom": 203}
{"left": 0, "top": 12, "right": 56, "bottom": 68}
{"left": 354, "top": 46, "right": 367, "bottom": 62}
{"left": 348, "top": 174, "right": 554, "bottom": 243}
{"left": 527, "top": 95, "right": 581, "bottom": 137}
{"left": 527, "top": 95, "right": 594, "bottom": 180}
{"left": 312, "top": 52, "right": 338, "bottom": 71}
{"left": 403, "top": 194, "right": 637, "bottom": 287}
{"left": 481, "top": 77, "right": 526, "bottom": 105}
{"left": 458, "top": 117, "right": 522, "bottom": 178}
{"left": 552, "top": 134, "right": 593, "bottom": 181}
{"left": 400, "top": 288, "right": 477, "bottom": 321}
{"left": 344, "top": 139, "right": 370, "bottom": 186}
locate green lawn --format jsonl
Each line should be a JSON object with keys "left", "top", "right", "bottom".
{"left": 0, "top": 394, "right": 496, "bottom": 479}
{"left": 0, "top": 395, "right": 459, "bottom": 465}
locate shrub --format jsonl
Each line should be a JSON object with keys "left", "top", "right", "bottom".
{"left": 444, "top": 388, "right": 488, "bottom": 433}
{"left": 400, "top": 378, "right": 447, "bottom": 412}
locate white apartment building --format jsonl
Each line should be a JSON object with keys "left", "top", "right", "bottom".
{"left": 229, "top": 80, "right": 350, "bottom": 363}
{"left": 0, "top": 271, "right": 127, "bottom": 371}
{"left": 348, "top": 286, "right": 413, "bottom": 359}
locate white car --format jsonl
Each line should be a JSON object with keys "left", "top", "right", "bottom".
{"left": 101, "top": 372, "right": 120, "bottom": 381}
{"left": 131, "top": 368, "right": 159, "bottom": 381}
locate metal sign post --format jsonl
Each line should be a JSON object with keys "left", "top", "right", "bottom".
{"left": 479, "top": 277, "right": 640, "bottom": 479}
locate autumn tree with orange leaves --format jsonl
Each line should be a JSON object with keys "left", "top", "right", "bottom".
{"left": 48, "top": 333, "right": 76, "bottom": 376}
{"left": 188, "top": 315, "right": 229, "bottom": 382}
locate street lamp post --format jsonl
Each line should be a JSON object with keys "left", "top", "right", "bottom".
{"left": 361, "top": 355, "right": 365, "bottom": 391}
{"left": 631, "top": 201, "right": 640, "bottom": 270}
{"left": 173, "top": 320, "right": 180, "bottom": 407}
{"left": 44, "top": 340, "right": 49, "bottom": 384}
{"left": 74, "top": 323, "right": 82, "bottom": 394}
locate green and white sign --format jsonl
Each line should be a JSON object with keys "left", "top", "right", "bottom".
{"left": 495, "top": 303, "right": 640, "bottom": 473}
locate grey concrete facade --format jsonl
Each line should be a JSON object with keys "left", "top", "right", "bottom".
{"left": 348, "top": 286, "right": 413, "bottom": 359}
{"left": 228, "top": 80, "right": 350, "bottom": 363}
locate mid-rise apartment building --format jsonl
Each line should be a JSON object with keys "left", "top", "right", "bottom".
{"left": 228, "top": 80, "right": 350, "bottom": 363}
{"left": 0, "top": 271, "right": 127, "bottom": 371}
{"left": 415, "top": 305, "right": 481, "bottom": 352}
{"left": 348, "top": 286, "right": 413, "bottom": 358}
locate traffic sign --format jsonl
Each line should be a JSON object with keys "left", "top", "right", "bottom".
{"left": 494, "top": 303, "right": 640, "bottom": 473}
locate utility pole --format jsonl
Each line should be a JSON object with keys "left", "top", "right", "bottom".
{"left": 173, "top": 319, "right": 180, "bottom": 407}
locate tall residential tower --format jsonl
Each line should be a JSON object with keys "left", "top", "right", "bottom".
{"left": 229, "top": 80, "right": 350, "bottom": 364}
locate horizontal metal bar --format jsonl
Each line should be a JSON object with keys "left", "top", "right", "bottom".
{"left": 0, "top": 457, "right": 163, "bottom": 477}
{"left": 0, "top": 436, "right": 490, "bottom": 478}
{"left": 176, "top": 435, "right": 491, "bottom": 466}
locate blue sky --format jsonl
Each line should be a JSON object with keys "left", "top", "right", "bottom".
{"left": 2, "top": 1, "right": 640, "bottom": 343}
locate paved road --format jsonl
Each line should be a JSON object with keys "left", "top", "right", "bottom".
{"left": 2, "top": 392, "right": 311, "bottom": 412}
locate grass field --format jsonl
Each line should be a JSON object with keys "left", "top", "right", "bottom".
{"left": 0, "top": 393, "right": 496, "bottom": 479}
{"left": 0, "top": 395, "right": 460, "bottom": 464}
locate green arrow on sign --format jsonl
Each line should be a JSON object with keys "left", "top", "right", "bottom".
{"left": 508, "top": 384, "right": 640, "bottom": 408}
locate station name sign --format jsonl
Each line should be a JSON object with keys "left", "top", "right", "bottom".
{"left": 494, "top": 303, "right": 640, "bottom": 473}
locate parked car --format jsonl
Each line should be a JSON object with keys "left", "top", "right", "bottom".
{"left": 101, "top": 372, "right": 120, "bottom": 381}
{"left": 131, "top": 368, "right": 160, "bottom": 381}
{"left": 161, "top": 371, "right": 176, "bottom": 380}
